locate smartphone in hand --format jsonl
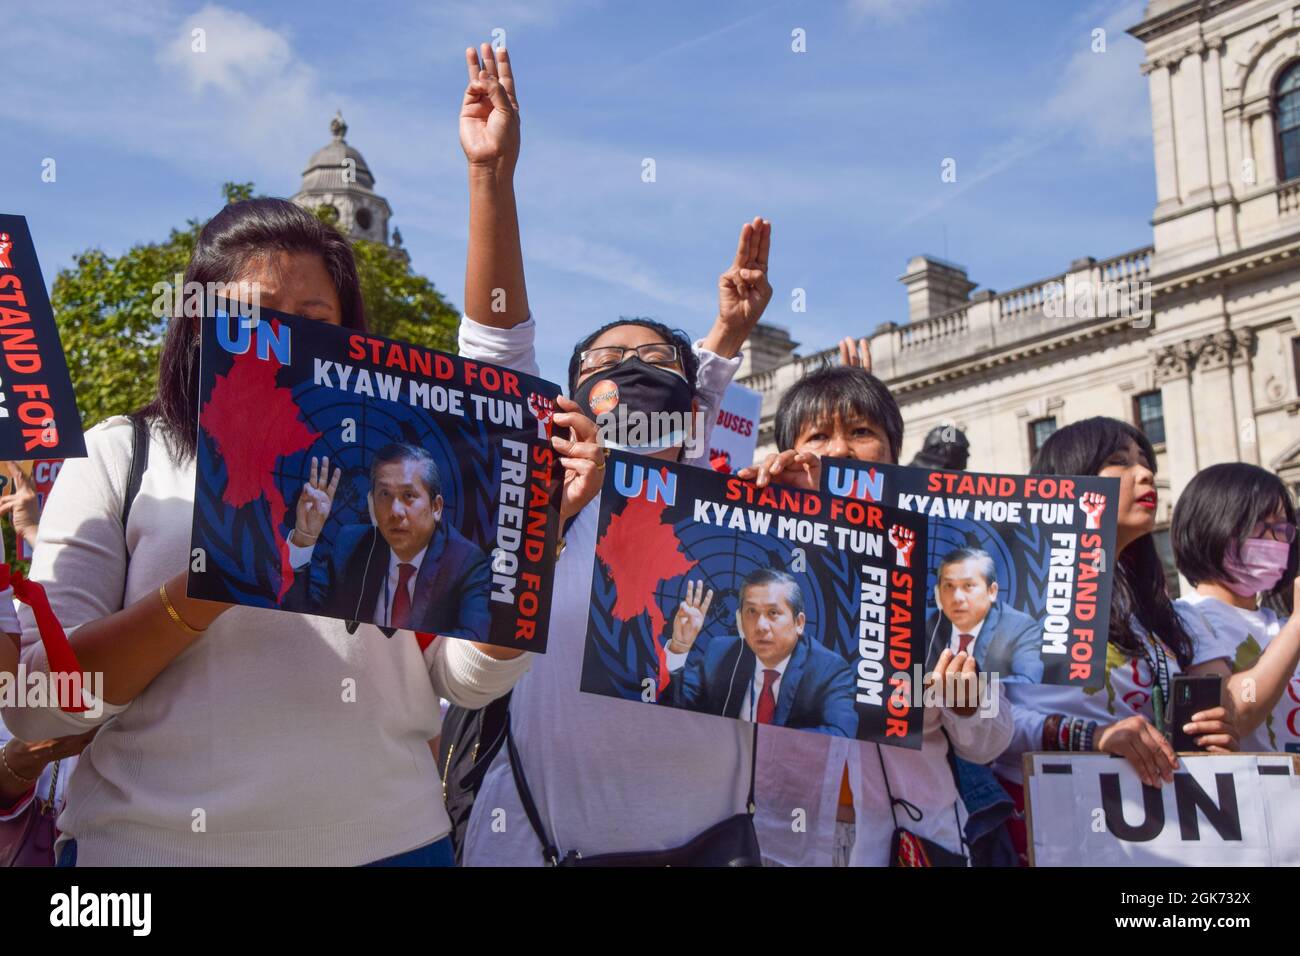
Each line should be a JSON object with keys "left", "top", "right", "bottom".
{"left": 1168, "top": 674, "right": 1223, "bottom": 751}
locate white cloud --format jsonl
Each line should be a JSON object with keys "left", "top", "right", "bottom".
{"left": 159, "top": 5, "right": 308, "bottom": 98}
{"left": 846, "top": 0, "right": 946, "bottom": 25}
{"left": 528, "top": 231, "right": 714, "bottom": 314}
{"left": 1044, "top": 0, "right": 1150, "bottom": 156}
{"left": 0, "top": 2, "right": 331, "bottom": 185}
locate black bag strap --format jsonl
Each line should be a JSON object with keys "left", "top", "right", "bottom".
{"left": 874, "top": 742, "right": 923, "bottom": 831}
{"left": 505, "top": 710, "right": 760, "bottom": 866}
{"left": 119, "top": 414, "right": 149, "bottom": 609}
{"left": 122, "top": 414, "right": 148, "bottom": 536}
{"left": 746, "top": 721, "right": 758, "bottom": 814}
{"left": 505, "top": 710, "right": 563, "bottom": 865}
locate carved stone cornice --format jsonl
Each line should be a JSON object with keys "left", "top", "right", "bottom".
{"left": 1151, "top": 328, "right": 1256, "bottom": 380}
{"left": 1152, "top": 341, "right": 1199, "bottom": 382}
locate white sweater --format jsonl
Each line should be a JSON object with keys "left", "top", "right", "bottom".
{"left": 1, "top": 415, "right": 531, "bottom": 865}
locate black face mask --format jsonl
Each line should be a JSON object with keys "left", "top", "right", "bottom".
{"left": 572, "top": 357, "right": 695, "bottom": 453}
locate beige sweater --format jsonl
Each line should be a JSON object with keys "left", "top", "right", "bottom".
{"left": 1, "top": 415, "right": 530, "bottom": 865}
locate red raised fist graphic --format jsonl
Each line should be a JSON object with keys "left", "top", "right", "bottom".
{"left": 1079, "top": 491, "right": 1107, "bottom": 530}
{"left": 888, "top": 524, "right": 916, "bottom": 568}
{"left": 528, "top": 392, "right": 555, "bottom": 440}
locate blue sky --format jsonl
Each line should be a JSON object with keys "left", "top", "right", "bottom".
{"left": 2, "top": 0, "right": 1155, "bottom": 385}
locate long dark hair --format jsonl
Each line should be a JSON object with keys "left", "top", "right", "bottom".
{"left": 1031, "top": 416, "right": 1195, "bottom": 667}
{"left": 139, "top": 198, "right": 367, "bottom": 459}
{"left": 1172, "top": 462, "right": 1298, "bottom": 602}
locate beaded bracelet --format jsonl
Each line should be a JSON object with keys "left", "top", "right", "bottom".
{"left": 1042, "top": 714, "right": 1062, "bottom": 751}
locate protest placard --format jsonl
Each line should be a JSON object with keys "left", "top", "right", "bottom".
{"left": 1025, "top": 752, "right": 1300, "bottom": 866}
{"left": 822, "top": 460, "right": 1118, "bottom": 687}
{"left": 581, "top": 450, "right": 929, "bottom": 747}
{"left": 0, "top": 215, "right": 86, "bottom": 461}
{"left": 708, "top": 382, "right": 761, "bottom": 473}
{"left": 187, "top": 305, "right": 563, "bottom": 651}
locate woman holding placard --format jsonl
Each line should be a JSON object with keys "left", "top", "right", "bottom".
{"left": 1172, "top": 462, "right": 1300, "bottom": 753}
{"left": 994, "top": 416, "right": 1240, "bottom": 864}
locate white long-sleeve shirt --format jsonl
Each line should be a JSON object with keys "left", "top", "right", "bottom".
{"left": 458, "top": 315, "right": 755, "bottom": 865}
{"left": 1, "top": 415, "right": 531, "bottom": 866}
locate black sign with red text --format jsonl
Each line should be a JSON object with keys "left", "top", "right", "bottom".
{"left": 0, "top": 215, "right": 86, "bottom": 461}
{"left": 187, "top": 304, "right": 562, "bottom": 651}
{"left": 821, "top": 460, "right": 1118, "bottom": 688}
{"left": 582, "top": 451, "right": 928, "bottom": 748}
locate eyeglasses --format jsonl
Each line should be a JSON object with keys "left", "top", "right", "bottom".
{"left": 1251, "top": 521, "right": 1297, "bottom": 544}
{"left": 578, "top": 343, "right": 681, "bottom": 374}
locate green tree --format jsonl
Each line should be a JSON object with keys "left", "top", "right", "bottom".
{"left": 52, "top": 183, "right": 459, "bottom": 429}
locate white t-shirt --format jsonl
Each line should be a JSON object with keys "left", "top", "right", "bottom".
{"left": 1177, "top": 591, "right": 1299, "bottom": 754}
{"left": 459, "top": 315, "right": 753, "bottom": 865}
{"left": 997, "top": 624, "right": 1182, "bottom": 784}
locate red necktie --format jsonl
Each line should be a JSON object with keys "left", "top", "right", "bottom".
{"left": 390, "top": 563, "right": 416, "bottom": 629}
{"left": 756, "top": 669, "right": 779, "bottom": 724}
{"left": 957, "top": 633, "right": 974, "bottom": 655}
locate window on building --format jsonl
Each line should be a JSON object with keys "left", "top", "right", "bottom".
{"left": 1133, "top": 390, "right": 1166, "bottom": 445}
{"left": 1277, "top": 62, "right": 1300, "bottom": 182}
{"left": 1028, "top": 416, "right": 1056, "bottom": 460}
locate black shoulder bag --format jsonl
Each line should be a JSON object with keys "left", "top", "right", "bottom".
{"left": 506, "top": 714, "right": 762, "bottom": 867}
{"left": 876, "top": 741, "right": 968, "bottom": 867}
{"left": 438, "top": 692, "right": 511, "bottom": 865}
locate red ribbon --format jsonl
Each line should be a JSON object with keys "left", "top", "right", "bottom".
{"left": 0, "top": 563, "right": 88, "bottom": 713}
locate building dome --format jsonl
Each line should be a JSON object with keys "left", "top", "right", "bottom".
{"left": 291, "top": 110, "right": 395, "bottom": 246}
{"left": 300, "top": 112, "right": 375, "bottom": 191}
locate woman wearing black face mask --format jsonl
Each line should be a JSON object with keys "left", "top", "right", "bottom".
{"left": 445, "top": 52, "right": 778, "bottom": 862}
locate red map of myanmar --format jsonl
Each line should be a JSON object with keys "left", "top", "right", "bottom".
{"left": 198, "top": 338, "right": 318, "bottom": 599}
{"left": 594, "top": 491, "right": 696, "bottom": 691}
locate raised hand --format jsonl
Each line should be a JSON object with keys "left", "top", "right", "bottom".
{"left": 550, "top": 396, "right": 606, "bottom": 523}
{"left": 0, "top": 461, "right": 41, "bottom": 549}
{"left": 736, "top": 449, "right": 820, "bottom": 491}
{"left": 460, "top": 42, "right": 520, "bottom": 175}
{"left": 1079, "top": 491, "right": 1106, "bottom": 530}
{"left": 294, "top": 456, "right": 341, "bottom": 545}
{"left": 668, "top": 579, "right": 714, "bottom": 655}
{"left": 837, "top": 336, "right": 872, "bottom": 372}
{"left": 888, "top": 524, "right": 915, "bottom": 567}
{"left": 704, "top": 218, "right": 772, "bottom": 358}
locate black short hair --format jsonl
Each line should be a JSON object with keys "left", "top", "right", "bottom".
{"left": 739, "top": 568, "right": 804, "bottom": 618}
{"left": 1172, "top": 462, "right": 1297, "bottom": 598}
{"left": 774, "top": 365, "right": 903, "bottom": 464}
{"left": 1031, "top": 416, "right": 1194, "bottom": 667}
{"left": 937, "top": 547, "right": 996, "bottom": 587}
{"left": 371, "top": 442, "right": 441, "bottom": 499}
{"left": 567, "top": 317, "right": 699, "bottom": 396}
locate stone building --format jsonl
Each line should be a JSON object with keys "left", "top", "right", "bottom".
{"left": 291, "top": 111, "right": 407, "bottom": 259}
{"left": 739, "top": 0, "right": 1300, "bottom": 575}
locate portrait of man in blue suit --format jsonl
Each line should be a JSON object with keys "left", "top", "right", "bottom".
{"left": 661, "top": 569, "right": 858, "bottom": 737}
{"left": 924, "top": 547, "right": 1043, "bottom": 683}
{"left": 284, "top": 443, "right": 491, "bottom": 641}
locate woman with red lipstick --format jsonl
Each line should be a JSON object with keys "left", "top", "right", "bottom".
{"left": 1173, "top": 463, "right": 1300, "bottom": 753}
{"left": 993, "top": 417, "right": 1239, "bottom": 864}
